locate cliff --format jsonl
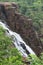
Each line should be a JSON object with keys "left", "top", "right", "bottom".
{"left": 0, "top": 2, "right": 43, "bottom": 56}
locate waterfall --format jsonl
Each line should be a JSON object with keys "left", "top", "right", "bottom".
{"left": 0, "top": 20, "right": 35, "bottom": 57}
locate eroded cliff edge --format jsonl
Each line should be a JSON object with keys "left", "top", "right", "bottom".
{"left": 0, "top": 2, "right": 43, "bottom": 56}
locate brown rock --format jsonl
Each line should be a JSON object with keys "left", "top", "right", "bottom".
{"left": 22, "top": 57, "right": 30, "bottom": 65}
{"left": 0, "top": 2, "right": 43, "bottom": 56}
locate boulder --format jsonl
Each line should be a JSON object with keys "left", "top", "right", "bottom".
{"left": 0, "top": 2, "right": 43, "bottom": 56}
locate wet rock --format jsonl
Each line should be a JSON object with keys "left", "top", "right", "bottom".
{"left": 20, "top": 43, "right": 26, "bottom": 49}
{"left": 0, "top": 2, "right": 43, "bottom": 56}
{"left": 20, "top": 43, "right": 30, "bottom": 55}
{"left": 22, "top": 57, "right": 30, "bottom": 65}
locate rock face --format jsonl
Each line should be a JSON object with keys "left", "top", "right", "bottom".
{"left": 0, "top": 2, "right": 43, "bottom": 56}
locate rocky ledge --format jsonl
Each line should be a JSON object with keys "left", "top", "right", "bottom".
{"left": 0, "top": 2, "right": 43, "bottom": 56}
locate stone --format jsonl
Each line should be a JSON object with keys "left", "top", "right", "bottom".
{"left": 0, "top": 2, "right": 43, "bottom": 56}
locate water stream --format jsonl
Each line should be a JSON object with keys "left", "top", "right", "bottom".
{"left": 0, "top": 20, "right": 35, "bottom": 57}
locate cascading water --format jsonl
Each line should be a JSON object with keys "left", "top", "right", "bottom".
{"left": 0, "top": 20, "right": 35, "bottom": 57}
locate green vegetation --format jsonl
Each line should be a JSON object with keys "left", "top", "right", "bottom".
{"left": 0, "top": 0, "right": 43, "bottom": 65}
{"left": 0, "top": 26, "right": 43, "bottom": 65}
{"left": 0, "top": 26, "right": 23, "bottom": 65}
{"left": 0, "top": 0, "right": 43, "bottom": 34}
{"left": 28, "top": 54, "right": 43, "bottom": 65}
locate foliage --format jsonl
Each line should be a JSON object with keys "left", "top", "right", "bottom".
{"left": 40, "top": 53, "right": 43, "bottom": 64}
{"left": 0, "top": 26, "right": 23, "bottom": 65}
{"left": 0, "top": 0, "right": 43, "bottom": 34}
{"left": 0, "top": 0, "right": 43, "bottom": 65}
{"left": 28, "top": 54, "right": 43, "bottom": 65}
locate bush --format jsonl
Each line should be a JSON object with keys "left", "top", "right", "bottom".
{"left": 0, "top": 26, "right": 23, "bottom": 65}
{"left": 28, "top": 54, "right": 43, "bottom": 65}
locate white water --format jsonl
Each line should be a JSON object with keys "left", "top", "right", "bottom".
{"left": 0, "top": 20, "right": 35, "bottom": 57}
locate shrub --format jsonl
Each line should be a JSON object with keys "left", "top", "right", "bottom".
{"left": 0, "top": 26, "right": 23, "bottom": 65}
